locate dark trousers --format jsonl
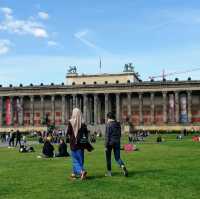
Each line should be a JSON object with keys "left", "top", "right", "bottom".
{"left": 9, "top": 139, "right": 14, "bottom": 147}
{"left": 105, "top": 144, "right": 124, "bottom": 171}
{"left": 15, "top": 139, "right": 21, "bottom": 147}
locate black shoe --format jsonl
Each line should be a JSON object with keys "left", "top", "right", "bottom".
{"left": 121, "top": 166, "right": 128, "bottom": 177}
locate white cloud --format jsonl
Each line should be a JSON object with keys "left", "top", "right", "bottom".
{"left": 38, "top": 12, "right": 49, "bottom": 20}
{"left": 74, "top": 29, "right": 111, "bottom": 56}
{"left": 74, "top": 29, "right": 98, "bottom": 49}
{"left": 0, "top": 7, "right": 48, "bottom": 38}
{"left": 1, "top": 7, "right": 12, "bottom": 15}
{"left": 33, "top": 28, "right": 48, "bottom": 38}
{"left": 0, "top": 39, "right": 11, "bottom": 55}
{"left": 47, "top": 40, "right": 58, "bottom": 47}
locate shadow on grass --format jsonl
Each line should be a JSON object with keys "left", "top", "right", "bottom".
{"left": 128, "top": 169, "right": 164, "bottom": 177}
{"left": 86, "top": 169, "right": 164, "bottom": 180}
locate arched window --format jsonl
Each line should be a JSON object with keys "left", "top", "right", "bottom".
{"left": 105, "top": 81, "right": 108, "bottom": 84}
{"left": 83, "top": 82, "right": 86, "bottom": 85}
{"left": 94, "top": 81, "right": 97, "bottom": 84}
{"left": 116, "top": 80, "right": 119, "bottom": 84}
{"left": 72, "top": 82, "right": 76, "bottom": 85}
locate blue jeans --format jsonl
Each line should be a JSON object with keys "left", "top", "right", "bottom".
{"left": 71, "top": 149, "right": 85, "bottom": 175}
{"left": 105, "top": 144, "right": 124, "bottom": 171}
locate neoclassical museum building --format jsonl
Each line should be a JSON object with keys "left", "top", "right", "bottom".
{"left": 0, "top": 64, "right": 200, "bottom": 132}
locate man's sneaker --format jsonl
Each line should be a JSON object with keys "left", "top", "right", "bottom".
{"left": 105, "top": 171, "right": 112, "bottom": 177}
{"left": 121, "top": 165, "right": 128, "bottom": 177}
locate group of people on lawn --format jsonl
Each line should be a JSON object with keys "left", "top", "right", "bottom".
{"left": 42, "top": 108, "right": 128, "bottom": 180}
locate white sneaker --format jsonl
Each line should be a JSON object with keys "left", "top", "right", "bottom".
{"left": 105, "top": 171, "right": 112, "bottom": 177}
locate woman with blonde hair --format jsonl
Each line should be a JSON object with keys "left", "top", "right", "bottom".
{"left": 67, "top": 108, "right": 93, "bottom": 180}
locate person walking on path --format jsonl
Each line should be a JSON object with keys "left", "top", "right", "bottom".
{"left": 67, "top": 108, "right": 93, "bottom": 180}
{"left": 105, "top": 112, "right": 128, "bottom": 177}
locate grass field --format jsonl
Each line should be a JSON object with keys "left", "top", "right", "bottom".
{"left": 0, "top": 135, "right": 200, "bottom": 199}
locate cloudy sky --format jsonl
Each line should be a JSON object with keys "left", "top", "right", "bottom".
{"left": 1, "top": 0, "right": 200, "bottom": 85}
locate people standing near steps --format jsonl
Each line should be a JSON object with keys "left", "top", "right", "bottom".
{"left": 9, "top": 130, "right": 15, "bottom": 147}
{"left": 67, "top": 108, "right": 93, "bottom": 180}
{"left": 15, "top": 130, "right": 22, "bottom": 147}
{"left": 105, "top": 112, "right": 128, "bottom": 177}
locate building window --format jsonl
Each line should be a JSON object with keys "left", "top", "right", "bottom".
{"left": 116, "top": 80, "right": 119, "bottom": 84}
{"left": 94, "top": 81, "right": 97, "bottom": 84}
{"left": 72, "top": 82, "right": 76, "bottom": 85}
{"left": 105, "top": 81, "right": 108, "bottom": 84}
{"left": 127, "top": 80, "right": 130, "bottom": 84}
{"left": 83, "top": 82, "right": 86, "bottom": 85}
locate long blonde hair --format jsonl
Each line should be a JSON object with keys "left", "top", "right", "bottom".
{"left": 69, "top": 108, "right": 84, "bottom": 137}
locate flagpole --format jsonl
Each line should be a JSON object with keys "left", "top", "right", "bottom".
{"left": 99, "top": 56, "right": 102, "bottom": 73}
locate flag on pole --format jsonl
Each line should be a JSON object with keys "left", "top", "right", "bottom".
{"left": 99, "top": 56, "right": 102, "bottom": 73}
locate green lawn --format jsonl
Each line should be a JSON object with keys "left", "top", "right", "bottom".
{"left": 0, "top": 135, "right": 200, "bottom": 199}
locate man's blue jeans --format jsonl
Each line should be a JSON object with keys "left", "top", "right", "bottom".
{"left": 105, "top": 144, "right": 124, "bottom": 171}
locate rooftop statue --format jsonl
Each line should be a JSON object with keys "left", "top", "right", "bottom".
{"left": 68, "top": 66, "right": 77, "bottom": 74}
{"left": 124, "top": 63, "right": 134, "bottom": 72}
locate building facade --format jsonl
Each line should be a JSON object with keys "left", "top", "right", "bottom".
{"left": 0, "top": 68, "right": 200, "bottom": 132}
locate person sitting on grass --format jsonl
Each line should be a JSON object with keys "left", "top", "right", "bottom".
{"left": 55, "top": 139, "right": 70, "bottom": 157}
{"left": 105, "top": 112, "right": 128, "bottom": 177}
{"left": 42, "top": 138, "right": 54, "bottom": 158}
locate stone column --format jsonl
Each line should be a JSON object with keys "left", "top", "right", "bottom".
{"left": 127, "top": 93, "right": 132, "bottom": 119}
{"left": 105, "top": 93, "right": 109, "bottom": 122}
{"left": 65, "top": 96, "right": 70, "bottom": 122}
{"left": 19, "top": 96, "right": 24, "bottom": 126}
{"left": 94, "top": 94, "right": 98, "bottom": 124}
{"left": 175, "top": 92, "right": 180, "bottom": 123}
{"left": 72, "top": 94, "right": 76, "bottom": 109}
{"left": 150, "top": 93, "right": 155, "bottom": 124}
{"left": 30, "top": 96, "right": 34, "bottom": 126}
{"left": 162, "top": 92, "right": 167, "bottom": 123}
{"left": 83, "top": 94, "right": 88, "bottom": 124}
{"left": 0, "top": 97, "right": 3, "bottom": 127}
{"left": 139, "top": 93, "right": 143, "bottom": 124}
{"left": 187, "top": 91, "right": 192, "bottom": 123}
{"left": 61, "top": 95, "right": 66, "bottom": 125}
{"left": 40, "top": 96, "right": 44, "bottom": 125}
{"left": 116, "top": 93, "right": 120, "bottom": 122}
{"left": 51, "top": 95, "right": 55, "bottom": 125}
{"left": 9, "top": 97, "right": 13, "bottom": 126}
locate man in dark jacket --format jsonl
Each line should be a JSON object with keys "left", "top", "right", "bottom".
{"left": 105, "top": 112, "right": 128, "bottom": 177}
